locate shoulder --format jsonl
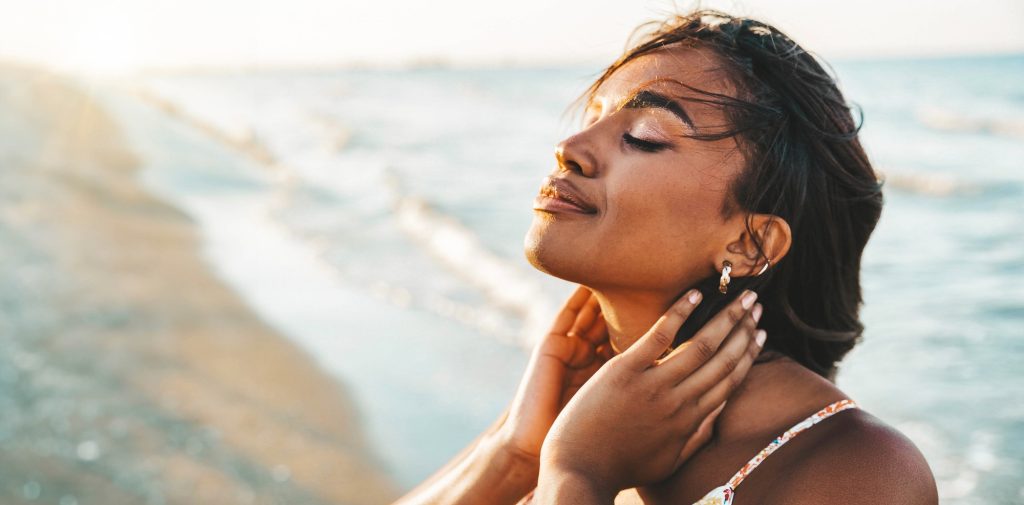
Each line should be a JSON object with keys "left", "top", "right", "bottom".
{"left": 761, "top": 407, "right": 938, "bottom": 505}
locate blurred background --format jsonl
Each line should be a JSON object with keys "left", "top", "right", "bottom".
{"left": 0, "top": 0, "right": 1022, "bottom": 504}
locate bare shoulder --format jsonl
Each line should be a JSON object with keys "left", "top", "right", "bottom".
{"left": 761, "top": 408, "right": 938, "bottom": 505}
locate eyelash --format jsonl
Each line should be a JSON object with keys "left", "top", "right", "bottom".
{"left": 623, "top": 132, "right": 668, "bottom": 153}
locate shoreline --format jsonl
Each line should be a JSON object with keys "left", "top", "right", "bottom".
{"left": 0, "top": 65, "right": 398, "bottom": 503}
{"left": 109, "top": 72, "right": 536, "bottom": 489}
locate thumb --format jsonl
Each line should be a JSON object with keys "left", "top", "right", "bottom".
{"left": 621, "top": 289, "right": 702, "bottom": 368}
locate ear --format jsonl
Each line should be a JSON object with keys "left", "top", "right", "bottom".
{"left": 723, "top": 214, "right": 792, "bottom": 277}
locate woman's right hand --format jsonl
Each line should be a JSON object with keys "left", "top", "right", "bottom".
{"left": 495, "top": 285, "right": 612, "bottom": 466}
{"left": 392, "top": 289, "right": 605, "bottom": 505}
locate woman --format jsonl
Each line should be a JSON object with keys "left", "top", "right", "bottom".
{"left": 395, "top": 9, "right": 937, "bottom": 505}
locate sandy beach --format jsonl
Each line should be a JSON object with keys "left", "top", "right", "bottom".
{"left": 0, "top": 65, "right": 398, "bottom": 504}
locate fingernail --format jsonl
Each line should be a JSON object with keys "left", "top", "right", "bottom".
{"left": 755, "top": 329, "right": 767, "bottom": 347}
{"left": 751, "top": 303, "right": 763, "bottom": 323}
{"left": 741, "top": 290, "right": 758, "bottom": 309}
{"left": 712, "top": 401, "right": 727, "bottom": 416}
{"left": 688, "top": 289, "right": 702, "bottom": 304}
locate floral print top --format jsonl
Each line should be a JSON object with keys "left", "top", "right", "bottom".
{"left": 692, "top": 399, "right": 860, "bottom": 505}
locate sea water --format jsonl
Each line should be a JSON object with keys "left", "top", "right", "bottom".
{"left": 99, "top": 54, "right": 1023, "bottom": 504}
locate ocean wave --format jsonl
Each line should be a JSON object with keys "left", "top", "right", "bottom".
{"left": 877, "top": 169, "right": 981, "bottom": 197}
{"left": 134, "top": 84, "right": 552, "bottom": 349}
{"left": 307, "top": 112, "right": 353, "bottom": 153}
{"left": 129, "top": 86, "right": 279, "bottom": 168}
{"left": 387, "top": 171, "right": 552, "bottom": 348}
{"left": 915, "top": 105, "right": 1024, "bottom": 140}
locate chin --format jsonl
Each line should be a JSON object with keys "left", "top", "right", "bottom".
{"left": 524, "top": 213, "right": 695, "bottom": 293}
{"left": 523, "top": 218, "right": 554, "bottom": 275}
{"left": 523, "top": 215, "right": 587, "bottom": 283}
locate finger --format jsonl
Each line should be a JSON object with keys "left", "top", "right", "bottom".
{"left": 580, "top": 311, "right": 608, "bottom": 344}
{"left": 567, "top": 294, "right": 601, "bottom": 338}
{"left": 695, "top": 329, "right": 765, "bottom": 414}
{"left": 548, "top": 285, "right": 593, "bottom": 334}
{"left": 566, "top": 305, "right": 607, "bottom": 365}
{"left": 676, "top": 401, "right": 726, "bottom": 466}
{"left": 620, "top": 289, "right": 703, "bottom": 369}
{"left": 655, "top": 289, "right": 758, "bottom": 378}
{"left": 567, "top": 314, "right": 610, "bottom": 367}
{"left": 676, "top": 302, "right": 761, "bottom": 392}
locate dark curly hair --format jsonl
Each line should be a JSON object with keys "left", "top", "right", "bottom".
{"left": 571, "top": 9, "right": 884, "bottom": 380}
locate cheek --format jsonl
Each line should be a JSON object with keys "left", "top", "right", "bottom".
{"left": 604, "top": 170, "right": 724, "bottom": 252}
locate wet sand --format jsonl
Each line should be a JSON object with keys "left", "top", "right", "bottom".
{"left": 0, "top": 65, "right": 398, "bottom": 504}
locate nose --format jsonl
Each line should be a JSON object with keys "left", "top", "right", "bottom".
{"left": 555, "top": 131, "right": 598, "bottom": 178}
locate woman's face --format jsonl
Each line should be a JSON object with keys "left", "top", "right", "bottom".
{"left": 524, "top": 46, "right": 749, "bottom": 294}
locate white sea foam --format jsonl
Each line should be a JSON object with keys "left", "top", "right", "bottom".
{"left": 391, "top": 188, "right": 551, "bottom": 347}
{"left": 877, "top": 169, "right": 978, "bottom": 197}
{"left": 916, "top": 105, "right": 1024, "bottom": 140}
{"left": 101, "top": 88, "right": 530, "bottom": 487}
{"left": 133, "top": 75, "right": 556, "bottom": 350}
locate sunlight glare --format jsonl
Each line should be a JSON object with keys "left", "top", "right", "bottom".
{"left": 63, "top": 16, "right": 142, "bottom": 76}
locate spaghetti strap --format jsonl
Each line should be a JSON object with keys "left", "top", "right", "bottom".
{"left": 692, "top": 398, "right": 859, "bottom": 505}
{"left": 727, "top": 398, "right": 859, "bottom": 489}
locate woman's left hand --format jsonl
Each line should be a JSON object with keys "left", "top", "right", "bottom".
{"left": 534, "top": 288, "right": 765, "bottom": 501}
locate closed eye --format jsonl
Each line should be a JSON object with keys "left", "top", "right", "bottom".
{"left": 623, "top": 132, "right": 669, "bottom": 153}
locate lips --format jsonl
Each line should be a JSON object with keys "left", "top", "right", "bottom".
{"left": 535, "top": 177, "right": 598, "bottom": 214}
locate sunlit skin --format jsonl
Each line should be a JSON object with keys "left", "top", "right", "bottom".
{"left": 396, "top": 44, "right": 937, "bottom": 505}
{"left": 525, "top": 46, "right": 789, "bottom": 354}
{"left": 523, "top": 46, "right": 936, "bottom": 504}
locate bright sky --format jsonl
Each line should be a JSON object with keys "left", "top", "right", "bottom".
{"left": 2, "top": 0, "right": 1022, "bottom": 74}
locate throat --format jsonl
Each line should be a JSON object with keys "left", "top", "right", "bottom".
{"left": 592, "top": 289, "right": 680, "bottom": 354}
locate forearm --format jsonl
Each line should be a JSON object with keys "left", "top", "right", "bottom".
{"left": 394, "top": 408, "right": 538, "bottom": 505}
{"left": 531, "top": 467, "right": 617, "bottom": 505}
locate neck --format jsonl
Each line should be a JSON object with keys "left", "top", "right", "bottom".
{"left": 591, "top": 287, "right": 681, "bottom": 354}
{"left": 590, "top": 285, "right": 850, "bottom": 445}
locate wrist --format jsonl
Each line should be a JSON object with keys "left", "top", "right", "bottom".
{"left": 479, "top": 431, "right": 541, "bottom": 500}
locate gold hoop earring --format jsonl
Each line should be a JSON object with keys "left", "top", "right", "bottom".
{"left": 719, "top": 260, "right": 733, "bottom": 294}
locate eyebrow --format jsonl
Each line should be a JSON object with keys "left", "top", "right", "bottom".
{"left": 618, "top": 90, "right": 695, "bottom": 129}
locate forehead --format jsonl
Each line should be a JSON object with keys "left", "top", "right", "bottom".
{"left": 589, "top": 46, "right": 737, "bottom": 111}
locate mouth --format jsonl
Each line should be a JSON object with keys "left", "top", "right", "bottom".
{"left": 533, "top": 176, "right": 598, "bottom": 215}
